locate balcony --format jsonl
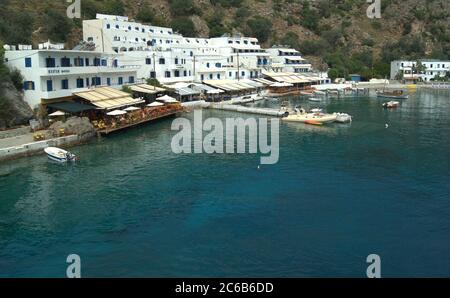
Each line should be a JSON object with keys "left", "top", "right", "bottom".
{"left": 42, "top": 65, "right": 139, "bottom": 76}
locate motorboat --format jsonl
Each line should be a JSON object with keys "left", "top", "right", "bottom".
{"left": 232, "top": 93, "right": 264, "bottom": 104}
{"left": 283, "top": 110, "right": 337, "bottom": 124}
{"left": 377, "top": 90, "right": 409, "bottom": 99}
{"left": 44, "top": 147, "right": 76, "bottom": 162}
{"left": 382, "top": 101, "right": 400, "bottom": 109}
{"left": 335, "top": 113, "right": 353, "bottom": 123}
{"left": 311, "top": 108, "right": 323, "bottom": 113}
{"left": 308, "top": 97, "right": 322, "bottom": 102}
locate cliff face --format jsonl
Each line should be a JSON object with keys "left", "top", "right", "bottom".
{"left": 0, "top": 81, "right": 34, "bottom": 129}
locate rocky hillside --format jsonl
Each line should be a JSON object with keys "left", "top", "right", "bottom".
{"left": 1, "top": 0, "right": 449, "bottom": 80}
{"left": 0, "top": 48, "right": 34, "bottom": 129}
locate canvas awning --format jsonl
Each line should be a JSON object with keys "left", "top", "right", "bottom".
{"left": 129, "top": 84, "right": 166, "bottom": 94}
{"left": 176, "top": 87, "right": 200, "bottom": 96}
{"left": 74, "top": 87, "right": 144, "bottom": 110}
{"left": 253, "top": 78, "right": 275, "bottom": 85}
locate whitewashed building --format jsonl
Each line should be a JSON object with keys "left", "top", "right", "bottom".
{"left": 266, "top": 47, "right": 312, "bottom": 73}
{"left": 4, "top": 48, "right": 138, "bottom": 108}
{"left": 390, "top": 60, "right": 450, "bottom": 81}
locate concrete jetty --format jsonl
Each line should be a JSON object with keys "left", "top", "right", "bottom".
{"left": 209, "top": 103, "right": 288, "bottom": 117}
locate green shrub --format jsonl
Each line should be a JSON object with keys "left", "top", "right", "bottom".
{"left": 246, "top": 17, "right": 272, "bottom": 43}
{"left": 171, "top": 17, "right": 197, "bottom": 37}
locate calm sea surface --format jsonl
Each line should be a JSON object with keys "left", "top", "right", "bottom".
{"left": 0, "top": 90, "right": 449, "bottom": 277}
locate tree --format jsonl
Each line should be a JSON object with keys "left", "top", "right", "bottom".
{"left": 246, "top": 17, "right": 272, "bottom": 43}
{"left": 171, "top": 17, "right": 196, "bottom": 37}
{"left": 394, "top": 71, "right": 404, "bottom": 81}
{"left": 146, "top": 78, "right": 163, "bottom": 88}
{"left": 413, "top": 61, "right": 426, "bottom": 74}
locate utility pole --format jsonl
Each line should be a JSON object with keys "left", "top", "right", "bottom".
{"left": 237, "top": 51, "right": 240, "bottom": 81}
{"left": 193, "top": 55, "right": 196, "bottom": 82}
{"left": 152, "top": 52, "right": 156, "bottom": 90}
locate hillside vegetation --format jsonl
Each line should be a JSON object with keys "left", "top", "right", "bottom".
{"left": 0, "top": 0, "right": 449, "bottom": 80}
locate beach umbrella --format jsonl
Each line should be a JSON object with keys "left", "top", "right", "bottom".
{"left": 124, "top": 106, "right": 140, "bottom": 111}
{"left": 106, "top": 110, "right": 127, "bottom": 116}
{"left": 147, "top": 102, "right": 164, "bottom": 107}
{"left": 156, "top": 95, "right": 176, "bottom": 102}
{"left": 48, "top": 110, "right": 66, "bottom": 117}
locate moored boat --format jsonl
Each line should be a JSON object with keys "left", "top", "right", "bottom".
{"left": 44, "top": 147, "right": 76, "bottom": 162}
{"left": 282, "top": 110, "right": 337, "bottom": 124}
{"left": 377, "top": 90, "right": 409, "bottom": 99}
{"left": 382, "top": 101, "right": 400, "bottom": 109}
{"left": 335, "top": 113, "right": 353, "bottom": 123}
{"left": 308, "top": 97, "right": 322, "bottom": 102}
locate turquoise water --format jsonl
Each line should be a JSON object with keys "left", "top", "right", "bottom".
{"left": 0, "top": 90, "right": 449, "bottom": 277}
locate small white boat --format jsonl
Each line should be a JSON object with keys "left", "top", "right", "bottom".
{"left": 44, "top": 147, "right": 76, "bottom": 163}
{"left": 311, "top": 108, "right": 323, "bottom": 113}
{"left": 300, "top": 91, "right": 314, "bottom": 97}
{"left": 308, "top": 97, "right": 321, "bottom": 102}
{"left": 232, "top": 93, "right": 264, "bottom": 104}
{"left": 382, "top": 101, "right": 400, "bottom": 109}
{"left": 283, "top": 111, "right": 337, "bottom": 125}
{"left": 335, "top": 113, "right": 352, "bottom": 123}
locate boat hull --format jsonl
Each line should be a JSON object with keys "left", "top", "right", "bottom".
{"left": 282, "top": 113, "right": 337, "bottom": 124}
{"left": 44, "top": 147, "right": 76, "bottom": 163}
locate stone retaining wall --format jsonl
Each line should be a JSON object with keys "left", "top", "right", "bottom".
{"left": 0, "top": 135, "right": 80, "bottom": 162}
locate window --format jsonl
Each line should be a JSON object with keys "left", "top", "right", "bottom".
{"left": 183, "top": 70, "right": 187, "bottom": 77}
{"left": 165, "top": 71, "right": 171, "bottom": 78}
{"left": 94, "top": 58, "right": 101, "bottom": 66}
{"left": 175, "top": 58, "right": 179, "bottom": 64}
{"left": 215, "top": 63, "right": 221, "bottom": 68}
{"left": 115, "top": 25, "right": 119, "bottom": 29}
{"left": 74, "top": 57, "right": 84, "bottom": 67}
{"left": 146, "top": 58, "right": 151, "bottom": 65}
{"left": 76, "top": 78, "right": 84, "bottom": 88}
{"left": 209, "top": 74, "right": 213, "bottom": 79}
{"left": 85, "top": 58, "right": 90, "bottom": 66}
{"left": 23, "top": 81, "right": 35, "bottom": 90}
{"left": 107, "top": 78, "right": 111, "bottom": 86}
{"left": 86, "top": 78, "right": 90, "bottom": 87}
{"left": 46, "top": 80, "right": 53, "bottom": 91}
{"left": 206, "top": 63, "right": 210, "bottom": 68}
{"left": 118, "top": 77, "right": 123, "bottom": 85}
{"left": 106, "top": 24, "right": 111, "bottom": 29}
{"left": 201, "top": 74, "right": 204, "bottom": 81}
{"left": 25, "top": 57, "right": 32, "bottom": 68}
{"left": 217, "top": 74, "right": 221, "bottom": 79}
{"left": 159, "top": 58, "right": 165, "bottom": 64}
{"left": 46, "top": 57, "right": 56, "bottom": 68}
{"left": 101, "top": 59, "right": 107, "bottom": 66}
{"left": 241, "top": 71, "right": 245, "bottom": 77}
{"left": 61, "top": 79, "right": 69, "bottom": 90}
{"left": 61, "top": 57, "right": 70, "bottom": 67}
{"left": 129, "top": 76, "right": 134, "bottom": 84}
{"left": 175, "top": 70, "right": 180, "bottom": 77}
{"left": 150, "top": 71, "right": 156, "bottom": 78}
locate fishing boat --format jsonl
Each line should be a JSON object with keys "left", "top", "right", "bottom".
{"left": 44, "top": 147, "right": 76, "bottom": 162}
{"left": 313, "top": 90, "right": 326, "bottom": 96}
{"left": 283, "top": 110, "right": 337, "bottom": 124}
{"left": 232, "top": 92, "right": 264, "bottom": 104}
{"left": 376, "top": 90, "right": 409, "bottom": 99}
{"left": 382, "top": 101, "right": 400, "bottom": 109}
{"left": 335, "top": 113, "right": 353, "bottom": 123}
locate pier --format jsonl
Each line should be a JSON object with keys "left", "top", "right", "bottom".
{"left": 209, "top": 103, "right": 288, "bottom": 117}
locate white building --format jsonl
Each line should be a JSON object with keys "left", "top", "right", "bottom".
{"left": 390, "top": 60, "right": 450, "bottom": 81}
{"left": 82, "top": 15, "right": 275, "bottom": 84}
{"left": 4, "top": 49, "right": 138, "bottom": 108}
{"left": 4, "top": 14, "right": 326, "bottom": 109}
{"left": 266, "top": 47, "right": 312, "bottom": 73}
